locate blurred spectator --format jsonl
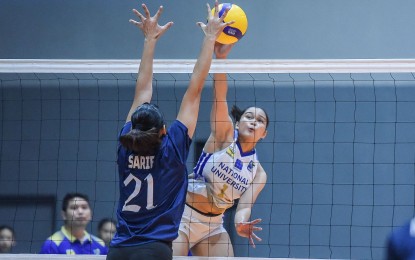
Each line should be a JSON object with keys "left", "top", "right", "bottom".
{"left": 0, "top": 225, "right": 15, "bottom": 253}
{"left": 97, "top": 218, "right": 116, "bottom": 247}
{"left": 39, "top": 192, "right": 108, "bottom": 255}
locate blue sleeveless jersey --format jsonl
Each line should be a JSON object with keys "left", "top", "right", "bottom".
{"left": 111, "top": 120, "right": 190, "bottom": 247}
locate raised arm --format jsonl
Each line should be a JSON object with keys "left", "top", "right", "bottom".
{"left": 203, "top": 43, "right": 235, "bottom": 153}
{"left": 176, "top": 1, "right": 233, "bottom": 138}
{"left": 126, "top": 4, "right": 173, "bottom": 122}
{"left": 234, "top": 163, "right": 267, "bottom": 248}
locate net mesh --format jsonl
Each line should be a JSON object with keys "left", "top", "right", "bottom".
{"left": 1, "top": 59, "right": 415, "bottom": 259}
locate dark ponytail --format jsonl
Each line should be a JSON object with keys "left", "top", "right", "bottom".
{"left": 230, "top": 105, "right": 244, "bottom": 123}
{"left": 119, "top": 128, "right": 161, "bottom": 155}
{"left": 120, "top": 103, "right": 165, "bottom": 155}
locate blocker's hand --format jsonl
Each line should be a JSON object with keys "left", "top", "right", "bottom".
{"left": 235, "top": 218, "right": 263, "bottom": 248}
{"left": 197, "top": 0, "right": 234, "bottom": 41}
{"left": 129, "top": 4, "right": 173, "bottom": 41}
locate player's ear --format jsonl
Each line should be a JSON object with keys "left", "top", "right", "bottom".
{"left": 159, "top": 125, "right": 167, "bottom": 136}
{"left": 61, "top": 210, "right": 67, "bottom": 221}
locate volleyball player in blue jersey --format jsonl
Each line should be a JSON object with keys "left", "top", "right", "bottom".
{"left": 173, "top": 43, "right": 269, "bottom": 257}
{"left": 106, "top": 2, "right": 233, "bottom": 260}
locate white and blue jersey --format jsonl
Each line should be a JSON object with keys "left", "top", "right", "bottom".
{"left": 190, "top": 140, "right": 259, "bottom": 210}
{"left": 39, "top": 226, "right": 107, "bottom": 255}
{"left": 111, "top": 120, "right": 190, "bottom": 247}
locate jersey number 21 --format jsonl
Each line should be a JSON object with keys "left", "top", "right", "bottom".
{"left": 122, "top": 173, "right": 156, "bottom": 212}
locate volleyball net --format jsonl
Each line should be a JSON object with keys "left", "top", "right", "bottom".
{"left": 1, "top": 59, "right": 415, "bottom": 259}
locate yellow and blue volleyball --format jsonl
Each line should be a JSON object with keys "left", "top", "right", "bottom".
{"left": 212, "top": 3, "right": 248, "bottom": 44}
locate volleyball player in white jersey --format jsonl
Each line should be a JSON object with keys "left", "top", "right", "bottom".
{"left": 173, "top": 43, "right": 269, "bottom": 257}
{"left": 107, "top": 2, "right": 232, "bottom": 260}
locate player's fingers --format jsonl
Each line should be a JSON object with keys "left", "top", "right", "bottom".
{"left": 219, "top": 7, "right": 230, "bottom": 22}
{"left": 129, "top": 19, "right": 143, "bottom": 29}
{"left": 250, "top": 237, "right": 256, "bottom": 248}
{"left": 132, "top": 9, "right": 145, "bottom": 21}
{"left": 142, "top": 3, "right": 151, "bottom": 18}
{"left": 252, "top": 226, "right": 263, "bottom": 231}
{"left": 223, "top": 20, "right": 235, "bottom": 27}
{"left": 154, "top": 5, "right": 163, "bottom": 20}
{"left": 163, "top": 21, "right": 174, "bottom": 30}
{"left": 159, "top": 21, "right": 173, "bottom": 36}
{"left": 197, "top": 22, "right": 206, "bottom": 28}
{"left": 252, "top": 232, "right": 262, "bottom": 242}
{"left": 250, "top": 218, "right": 262, "bottom": 224}
{"left": 213, "top": 0, "right": 219, "bottom": 16}
{"left": 206, "top": 3, "right": 212, "bottom": 18}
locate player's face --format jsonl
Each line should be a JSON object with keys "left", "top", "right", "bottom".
{"left": 0, "top": 229, "right": 14, "bottom": 253}
{"left": 63, "top": 197, "right": 92, "bottom": 228}
{"left": 237, "top": 107, "right": 267, "bottom": 144}
{"left": 99, "top": 222, "right": 116, "bottom": 245}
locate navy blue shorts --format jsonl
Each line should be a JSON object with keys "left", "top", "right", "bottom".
{"left": 107, "top": 241, "right": 172, "bottom": 260}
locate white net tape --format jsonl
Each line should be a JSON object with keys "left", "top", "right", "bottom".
{"left": 1, "top": 59, "right": 415, "bottom": 73}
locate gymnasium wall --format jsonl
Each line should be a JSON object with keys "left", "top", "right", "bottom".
{"left": 1, "top": 0, "right": 415, "bottom": 59}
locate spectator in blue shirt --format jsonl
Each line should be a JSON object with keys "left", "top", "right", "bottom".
{"left": 40, "top": 192, "right": 108, "bottom": 255}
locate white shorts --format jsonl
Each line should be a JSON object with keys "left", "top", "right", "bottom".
{"left": 179, "top": 204, "right": 227, "bottom": 248}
